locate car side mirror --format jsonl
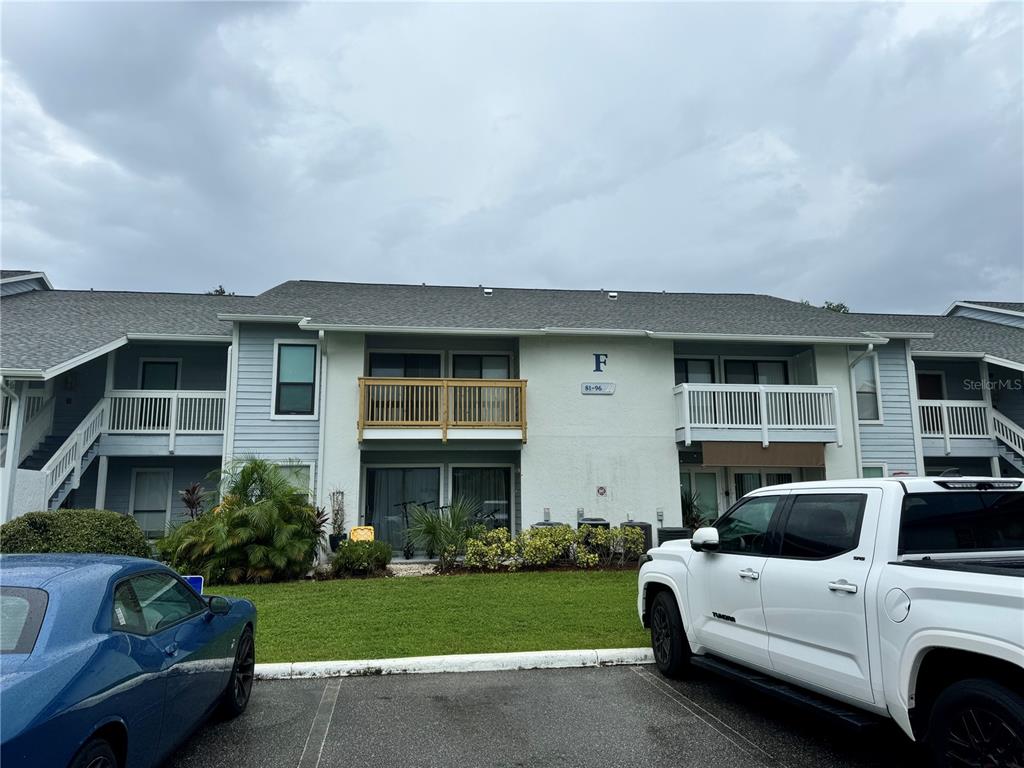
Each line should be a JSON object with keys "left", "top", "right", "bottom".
{"left": 207, "top": 596, "right": 231, "bottom": 616}
{"left": 691, "top": 526, "right": 720, "bottom": 552}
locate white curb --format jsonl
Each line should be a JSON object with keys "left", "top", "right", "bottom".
{"left": 254, "top": 648, "right": 654, "bottom": 680}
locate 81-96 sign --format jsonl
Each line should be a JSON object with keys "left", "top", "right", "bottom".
{"left": 581, "top": 382, "right": 616, "bottom": 395}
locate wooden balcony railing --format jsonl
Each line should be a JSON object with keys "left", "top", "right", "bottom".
{"left": 358, "top": 378, "right": 527, "bottom": 441}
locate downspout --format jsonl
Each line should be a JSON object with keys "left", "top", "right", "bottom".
{"left": 315, "top": 329, "right": 328, "bottom": 511}
{"left": 847, "top": 343, "right": 873, "bottom": 478}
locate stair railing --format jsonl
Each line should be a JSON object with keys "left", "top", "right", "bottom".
{"left": 992, "top": 409, "right": 1024, "bottom": 463}
{"left": 41, "top": 398, "right": 108, "bottom": 503}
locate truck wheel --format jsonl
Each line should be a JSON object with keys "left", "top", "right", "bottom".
{"left": 650, "top": 590, "right": 690, "bottom": 679}
{"left": 927, "top": 678, "right": 1024, "bottom": 768}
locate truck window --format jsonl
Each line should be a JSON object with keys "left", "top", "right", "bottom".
{"left": 900, "top": 492, "right": 1024, "bottom": 555}
{"left": 778, "top": 494, "right": 866, "bottom": 559}
{"left": 714, "top": 495, "right": 781, "bottom": 554}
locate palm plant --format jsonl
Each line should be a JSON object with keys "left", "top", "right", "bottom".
{"left": 159, "top": 458, "right": 320, "bottom": 584}
{"left": 179, "top": 482, "right": 207, "bottom": 520}
{"left": 680, "top": 490, "right": 708, "bottom": 531}
{"left": 408, "top": 496, "right": 480, "bottom": 572}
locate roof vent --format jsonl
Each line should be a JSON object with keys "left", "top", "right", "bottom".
{"left": 483, "top": 287, "right": 493, "bottom": 297}
{"left": 607, "top": 291, "right": 618, "bottom": 300}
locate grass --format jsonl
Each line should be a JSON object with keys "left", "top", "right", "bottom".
{"left": 213, "top": 570, "right": 649, "bottom": 663}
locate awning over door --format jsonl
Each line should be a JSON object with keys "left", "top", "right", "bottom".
{"left": 701, "top": 441, "right": 825, "bottom": 468}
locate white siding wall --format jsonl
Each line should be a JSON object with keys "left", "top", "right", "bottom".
{"left": 518, "top": 335, "right": 681, "bottom": 530}
{"left": 814, "top": 345, "right": 861, "bottom": 478}
{"left": 318, "top": 332, "right": 365, "bottom": 520}
{"left": 229, "top": 324, "right": 321, "bottom": 485}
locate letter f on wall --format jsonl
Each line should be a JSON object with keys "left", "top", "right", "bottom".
{"left": 593, "top": 353, "right": 609, "bottom": 372}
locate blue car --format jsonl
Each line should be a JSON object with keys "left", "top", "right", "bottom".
{"left": 0, "top": 554, "right": 257, "bottom": 768}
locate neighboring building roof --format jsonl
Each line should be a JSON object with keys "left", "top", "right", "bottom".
{"left": 0, "top": 290, "right": 251, "bottom": 377}
{"left": 224, "top": 280, "right": 894, "bottom": 342}
{"left": 0, "top": 270, "right": 53, "bottom": 290}
{"left": 945, "top": 300, "right": 1024, "bottom": 318}
{"left": 962, "top": 300, "right": 1024, "bottom": 313}
{"left": 851, "top": 312, "right": 1024, "bottom": 367}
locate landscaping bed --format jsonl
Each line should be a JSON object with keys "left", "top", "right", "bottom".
{"left": 214, "top": 570, "right": 648, "bottom": 663}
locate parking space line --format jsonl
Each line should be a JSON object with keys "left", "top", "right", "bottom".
{"left": 296, "top": 678, "right": 342, "bottom": 768}
{"left": 631, "top": 666, "right": 788, "bottom": 768}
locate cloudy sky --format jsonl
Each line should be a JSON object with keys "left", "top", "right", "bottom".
{"left": 2, "top": 2, "right": 1021, "bottom": 312}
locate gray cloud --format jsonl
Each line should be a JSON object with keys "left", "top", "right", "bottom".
{"left": 2, "top": 2, "right": 1021, "bottom": 311}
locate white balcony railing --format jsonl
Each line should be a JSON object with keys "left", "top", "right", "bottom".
{"left": 107, "top": 390, "right": 226, "bottom": 451}
{"left": 919, "top": 400, "right": 992, "bottom": 455}
{"left": 675, "top": 383, "right": 841, "bottom": 447}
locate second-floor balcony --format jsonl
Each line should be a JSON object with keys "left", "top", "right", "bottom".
{"left": 675, "top": 383, "right": 842, "bottom": 447}
{"left": 357, "top": 377, "right": 527, "bottom": 442}
{"left": 106, "top": 390, "right": 226, "bottom": 447}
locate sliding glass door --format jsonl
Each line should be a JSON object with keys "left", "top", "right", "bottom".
{"left": 365, "top": 468, "right": 441, "bottom": 551}
{"left": 451, "top": 466, "right": 512, "bottom": 533}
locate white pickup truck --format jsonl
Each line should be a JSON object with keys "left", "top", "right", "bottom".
{"left": 638, "top": 477, "right": 1024, "bottom": 767}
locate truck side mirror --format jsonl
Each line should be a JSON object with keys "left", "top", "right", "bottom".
{"left": 691, "top": 527, "right": 720, "bottom": 552}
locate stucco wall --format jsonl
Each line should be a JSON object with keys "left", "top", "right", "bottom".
{"left": 813, "top": 345, "right": 860, "bottom": 479}
{"left": 518, "top": 335, "right": 681, "bottom": 532}
{"left": 318, "top": 332, "right": 365, "bottom": 521}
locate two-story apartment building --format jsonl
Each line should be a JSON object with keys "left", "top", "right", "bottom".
{"left": 2, "top": 274, "right": 1022, "bottom": 552}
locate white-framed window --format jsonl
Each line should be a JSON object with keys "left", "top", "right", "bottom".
{"left": 450, "top": 352, "right": 512, "bottom": 380}
{"left": 271, "top": 340, "right": 320, "bottom": 419}
{"left": 129, "top": 468, "right": 174, "bottom": 539}
{"left": 851, "top": 352, "right": 883, "bottom": 423}
{"left": 276, "top": 462, "right": 314, "bottom": 499}
{"left": 861, "top": 464, "right": 887, "bottom": 478}
{"left": 674, "top": 358, "right": 716, "bottom": 386}
{"left": 138, "top": 358, "right": 182, "bottom": 390}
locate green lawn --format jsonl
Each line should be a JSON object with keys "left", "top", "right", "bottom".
{"left": 214, "top": 570, "right": 649, "bottom": 663}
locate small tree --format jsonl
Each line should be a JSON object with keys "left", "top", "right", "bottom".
{"left": 823, "top": 300, "right": 850, "bottom": 313}
{"left": 206, "top": 284, "right": 235, "bottom": 295}
{"left": 179, "top": 482, "right": 207, "bottom": 521}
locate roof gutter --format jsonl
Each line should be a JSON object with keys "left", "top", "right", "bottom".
{"left": 216, "top": 314, "right": 310, "bottom": 324}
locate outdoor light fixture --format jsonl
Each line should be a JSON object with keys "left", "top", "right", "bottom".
{"left": 576, "top": 507, "right": 584, "bottom": 521}
{"left": 543, "top": 507, "right": 550, "bottom": 521}
{"left": 656, "top": 507, "right": 664, "bottom": 523}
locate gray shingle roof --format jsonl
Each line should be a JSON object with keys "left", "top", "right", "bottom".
{"left": 851, "top": 313, "right": 1024, "bottom": 365}
{"left": 236, "top": 280, "right": 885, "bottom": 340}
{"left": 0, "top": 290, "right": 251, "bottom": 373}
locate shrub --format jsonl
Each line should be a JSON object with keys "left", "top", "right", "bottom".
{"left": 0, "top": 509, "right": 151, "bottom": 558}
{"left": 516, "top": 525, "right": 579, "bottom": 568}
{"left": 583, "top": 525, "right": 648, "bottom": 567}
{"left": 409, "top": 496, "right": 480, "bottom": 572}
{"left": 157, "top": 459, "right": 320, "bottom": 584}
{"left": 464, "top": 527, "right": 517, "bottom": 571}
{"left": 331, "top": 540, "right": 392, "bottom": 577}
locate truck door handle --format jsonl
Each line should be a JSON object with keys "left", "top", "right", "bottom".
{"left": 828, "top": 580, "right": 858, "bottom": 594}
{"left": 163, "top": 642, "right": 178, "bottom": 657}
{"left": 738, "top": 568, "right": 760, "bottom": 580}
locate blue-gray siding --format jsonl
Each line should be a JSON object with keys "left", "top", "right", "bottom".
{"left": 73, "top": 456, "right": 221, "bottom": 523}
{"left": 229, "top": 323, "right": 321, "bottom": 479}
{"left": 114, "top": 343, "right": 228, "bottom": 390}
{"left": 857, "top": 340, "right": 920, "bottom": 475}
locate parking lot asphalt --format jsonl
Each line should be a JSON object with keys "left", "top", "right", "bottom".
{"left": 167, "top": 665, "right": 926, "bottom": 768}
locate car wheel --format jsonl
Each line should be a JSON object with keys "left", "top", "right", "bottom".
{"left": 221, "top": 627, "right": 255, "bottom": 718}
{"left": 927, "top": 678, "right": 1024, "bottom": 768}
{"left": 68, "top": 738, "right": 118, "bottom": 768}
{"left": 650, "top": 590, "right": 690, "bottom": 679}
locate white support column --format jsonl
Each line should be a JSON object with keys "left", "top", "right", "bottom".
{"left": 980, "top": 361, "right": 994, "bottom": 434}
{"left": 105, "top": 350, "right": 116, "bottom": 395}
{"left": 95, "top": 455, "right": 110, "bottom": 509}
{"left": 681, "top": 384, "right": 691, "bottom": 447}
{"left": 757, "top": 385, "right": 769, "bottom": 448}
{"left": 990, "top": 455, "right": 1002, "bottom": 478}
{"left": 2, "top": 381, "right": 26, "bottom": 522}
{"left": 168, "top": 392, "right": 178, "bottom": 453}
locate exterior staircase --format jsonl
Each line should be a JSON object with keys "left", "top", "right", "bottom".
{"left": 992, "top": 409, "right": 1024, "bottom": 477}
{"left": 20, "top": 434, "right": 70, "bottom": 471}
{"left": 47, "top": 441, "right": 102, "bottom": 509}
{"left": 37, "top": 399, "right": 108, "bottom": 511}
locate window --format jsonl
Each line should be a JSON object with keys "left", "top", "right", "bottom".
{"left": 130, "top": 468, "right": 172, "bottom": 539}
{"left": 714, "top": 495, "right": 781, "bottom": 554}
{"left": 899, "top": 492, "right": 1024, "bottom": 555}
{"left": 674, "top": 359, "right": 715, "bottom": 386}
{"left": 278, "top": 463, "right": 312, "bottom": 499}
{"left": 779, "top": 494, "right": 866, "bottom": 559}
{"left": 733, "top": 470, "right": 794, "bottom": 499}
{"left": 452, "top": 354, "right": 510, "bottom": 380}
{"left": 275, "top": 343, "right": 317, "bottom": 416}
{"left": 139, "top": 359, "right": 180, "bottom": 390}
{"left": 852, "top": 354, "right": 882, "bottom": 422}
{"left": 724, "top": 360, "right": 788, "bottom": 385}
{"left": 862, "top": 465, "right": 886, "bottom": 479}
{"left": 113, "top": 573, "right": 206, "bottom": 635}
{"left": 368, "top": 352, "right": 441, "bottom": 378}
{"left": 916, "top": 372, "right": 946, "bottom": 401}
{"left": 452, "top": 467, "right": 512, "bottom": 532}
{"left": 0, "top": 587, "right": 47, "bottom": 654}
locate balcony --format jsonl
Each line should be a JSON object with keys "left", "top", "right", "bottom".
{"left": 105, "top": 390, "right": 226, "bottom": 452}
{"left": 675, "top": 383, "right": 841, "bottom": 447}
{"left": 357, "top": 378, "right": 527, "bottom": 442}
